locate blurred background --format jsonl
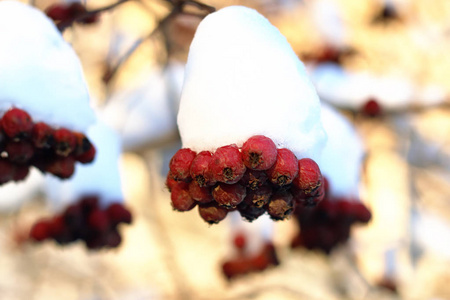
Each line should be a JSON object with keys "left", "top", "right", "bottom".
{"left": 2, "top": 0, "right": 450, "bottom": 299}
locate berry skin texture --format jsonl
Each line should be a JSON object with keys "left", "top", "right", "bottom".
{"left": 266, "top": 148, "right": 299, "bottom": 186}
{"left": 243, "top": 185, "right": 272, "bottom": 208}
{"left": 170, "top": 181, "right": 196, "bottom": 211}
{"left": 32, "top": 122, "right": 54, "bottom": 149}
{"left": 293, "top": 158, "right": 322, "bottom": 193}
{"left": 169, "top": 148, "right": 196, "bottom": 181}
{"left": 241, "top": 135, "right": 277, "bottom": 170}
{"left": 75, "top": 143, "right": 96, "bottom": 163}
{"left": 190, "top": 151, "right": 214, "bottom": 187}
{"left": 209, "top": 144, "right": 246, "bottom": 184}
{"left": 1, "top": 108, "right": 34, "bottom": 139}
{"left": 188, "top": 180, "right": 214, "bottom": 203}
{"left": 53, "top": 128, "right": 77, "bottom": 157}
{"left": 5, "top": 140, "right": 34, "bottom": 164}
{"left": 198, "top": 202, "right": 228, "bottom": 224}
{"left": 45, "top": 156, "right": 75, "bottom": 179}
{"left": 240, "top": 169, "right": 268, "bottom": 190}
{"left": 212, "top": 183, "right": 247, "bottom": 208}
{"left": 267, "top": 190, "right": 294, "bottom": 221}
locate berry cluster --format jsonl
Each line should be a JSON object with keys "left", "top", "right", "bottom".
{"left": 29, "top": 196, "right": 132, "bottom": 250}
{"left": 291, "top": 178, "right": 372, "bottom": 254}
{"left": 0, "top": 107, "right": 96, "bottom": 184}
{"left": 167, "top": 135, "right": 324, "bottom": 224}
{"left": 221, "top": 233, "right": 279, "bottom": 280}
{"left": 45, "top": 2, "right": 99, "bottom": 26}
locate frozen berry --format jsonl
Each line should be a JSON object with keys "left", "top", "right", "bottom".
{"left": 63, "top": 203, "right": 83, "bottom": 230}
{"left": 88, "top": 209, "right": 110, "bottom": 232}
{"left": 240, "top": 169, "right": 268, "bottom": 190}
{"left": 266, "top": 148, "right": 299, "bottom": 186}
{"left": 12, "top": 165, "right": 29, "bottom": 181}
{"left": 32, "top": 122, "right": 54, "bottom": 149}
{"left": 29, "top": 219, "right": 52, "bottom": 241}
{"left": 267, "top": 190, "right": 294, "bottom": 221}
{"left": 170, "top": 181, "right": 196, "bottom": 211}
{"left": 169, "top": 148, "right": 196, "bottom": 181}
{"left": 237, "top": 198, "right": 266, "bottom": 222}
{"left": 0, "top": 159, "right": 15, "bottom": 184}
{"left": 106, "top": 203, "right": 132, "bottom": 225}
{"left": 45, "top": 155, "right": 75, "bottom": 179}
{"left": 188, "top": 180, "right": 214, "bottom": 203}
{"left": 362, "top": 98, "right": 382, "bottom": 117}
{"left": 53, "top": 128, "right": 77, "bottom": 157}
{"left": 165, "top": 172, "right": 178, "bottom": 192}
{"left": 209, "top": 144, "right": 246, "bottom": 184}
{"left": 212, "top": 183, "right": 247, "bottom": 208}
{"left": 243, "top": 185, "right": 272, "bottom": 208}
{"left": 49, "top": 215, "right": 75, "bottom": 245}
{"left": 198, "top": 202, "right": 228, "bottom": 224}
{"left": 5, "top": 140, "right": 34, "bottom": 164}
{"left": 75, "top": 143, "right": 96, "bottom": 163}
{"left": 1, "top": 107, "right": 33, "bottom": 139}
{"left": 105, "top": 229, "right": 122, "bottom": 248}
{"left": 241, "top": 135, "right": 277, "bottom": 170}
{"left": 190, "top": 151, "right": 214, "bottom": 187}
{"left": 293, "top": 158, "right": 322, "bottom": 193}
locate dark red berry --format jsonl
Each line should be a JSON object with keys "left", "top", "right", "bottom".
{"left": 209, "top": 144, "right": 246, "bottom": 184}
{"left": 5, "top": 140, "right": 34, "bottom": 164}
{"left": 198, "top": 202, "right": 228, "bottom": 224}
{"left": 293, "top": 158, "right": 322, "bottom": 193}
{"left": 212, "top": 183, "right": 246, "bottom": 208}
{"left": 1, "top": 108, "right": 34, "bottom": 139}
{"left": 63, "top": 203, "right": 83, "bottom": 230}
{"left": 32, "top": 122, "right": 54, "bottom": 149}
{"left": 190, "top": 151, "right": 214, "bottom": 186}
{"left": 29, "top": 219, "right": 52, "bottom": 241}
{"left": 233, "top": 232, "right": 247, "bottom": 250}
{"left": 45, "top": 155, "right": 75, "bottom": 179}
{"left": 266, "top": 148, "right": 298, "bottom": 186}
{"left": 165, "top": 172, "right": 177, "bottom": 192}
{"left": 0, "top": 159, "right": 15, "bottom": 184}
{"left": 243, "top": 185, "right": 272, "bottom": 208}
{"left": 53, "top": 128, "right": 77, "bottom": 157}
{"left": 106, "top": 203, "right": 132, "bottom": 225}
{"left": 12, "top": 165, "right": 29, "bottom": 181}
{"left": 170, "top": 181, "right": 196, "bottom": 211}
{"left": 45, "top": 4, "right": 71, "bottom": 21}
{"left": 267, "top": 190, "right": 294, "bottom": 221}
{"left": 75, "top": 143, "right": 96, "bottom": 163}
{"left": 188, "top": 180, "right": 214, "bottom": 203}
{"left": 237, "top": 198, "right": 266, "bottom": 222}
{"left": 105, "top": 229, "right": 122, "bottom": 248}
{"left": 169, "top": 148, "right": 196, "bottom": 181}
{"left": 240, "top": 169, "right": 268, "bottom": 190}
{"left": 241, "top": 135, "right": 277, "bottom": 170}
{"left": 88, "top": 209, "right": 110, "bottom": 232}
{"left": 222, "top": 257, "right": 252, "bottom": 280}
{"left": 362, "top": 98, "right": 382, "bottom": 117}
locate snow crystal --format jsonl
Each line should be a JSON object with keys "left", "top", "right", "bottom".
{"left": 0, "top": 1, "right": 95, "bottom": 132}
{"left": 317, "top": 103, "right": 364, "bottom": 198}
{"left": 44, "top": 120, "right": 124, "bottom": 209}
{"left": 177, "top": 6, "right": 326, "bottom": 160}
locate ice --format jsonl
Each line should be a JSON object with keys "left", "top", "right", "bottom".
{"left": 317, "top": 103, "right": 364, "bottom": 198}
{"left": 177, "top": 6, "right": 326, "bottom": 160}
{"left": 44, "top": 120, "right": 124, "bottom": 210}
{"left": 0, "top": 1, "right": 95, "bottom": 132}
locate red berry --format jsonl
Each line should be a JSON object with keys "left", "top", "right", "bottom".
{"left": 243, "top": 185, "right": 272, "bottom": 208}
{"left": 188, "top": 180, "right": 214, "bottom": 203}
{"left": 212, "top": 183, "right": 246, "bottom": 208}
{"left": 12, "top": 165, "right": 29, "bottom": 181}
{"left": 267, "top": 190, "right": 294, "bottom": 221}
{"left": 198, "top": 202, "right": 228, "bottom": 224}
{"left": 165, "top": 172, "right": 178, "bottom": 192}
{"left": 63, "top": 203, "right": 83, "bottom": 230}
{"left": 79, "top": 195, "right": 99, "bottom": 214}
{"left": 362, "top": 98, "right": 382, "bottom": 117}
{"left": 106, "top": 203, "right": 132, "bottom": 225}
{"left": 5, "top": 140, "right": 34, "bottom": 164}
{"left": 209, "top": 144, "right": 246, "bottom": 184}
{"left": 190, "top": 151, "right": 214, "bottom": 187}
{"left": 241, "top": 135, "right": 277, "bottom": 170}
{"left": 49, "top": 215, "right": 75, "bottom": 244}
{"left": 233, "top": 232, "right": 247, "bottom": 250}
{"left": 266, "top": 148, "right": 299, "bottom": 186}
{"left": 105, "top": 229, "right": 122, "bottom": 248}
{"left": 53, "top": 128, "right": 77, "bottom": 157}
{"left": 45, "top": 155, "right": 75, "bottom": 179}
{"left": 0, "top": 159, "right": 15, "bottom": 184}
{"left": 1, "top": 108, "right": 33, "bottom": 139}
{"left": 88, "top": 209, "right": 110, "bottom": 232}
{"left": 169, "top": 148, "right": 196, "bottom": 181}
{"left": 293, "top": 158, "right": 322, "bottom": 192}
{"left": 222, "top": 257, "right": 252, "bottom": 280}
{"left": 75, "top": 143, "right": 96, "bottom": 163}
{"left": 29, "top": 219, "right": 52, "bottom": 241}
{"left": 32, "top": 122, "right": 54, "bottom": 149}
{"left": 45, "top": 4, "right": 71, "bottom": 21}
{"left": 240, "top": 169, "right": 268, "bottom": 190}
{"left": 170, "top": 181, "right": 196, "bottom": 211}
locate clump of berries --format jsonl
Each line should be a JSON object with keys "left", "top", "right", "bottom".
{"left": 29, "top": 195, "right": 132, "bottom": 250}
{"left": 167, "top": 135, "right": 325, "bottom": 224}
{"left": 0, "top": 107, "right": 96, "bottom": 185}
{"left": 45, "top": 2, "right": 100, "bottom": 27}
{"left": 291, "top": 178, "right": 372, "bottom": 254}
{"left": 221, "top": 232, "right": 279, "bottom": 280}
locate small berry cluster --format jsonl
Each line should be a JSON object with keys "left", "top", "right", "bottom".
{"left": 167, "top": 135, "right": 324, "bottom": 224}
{"left": 45, "top": 2, "right": 100, "bottom": 26}
{"left": 291, "top": 178, "right": 371, "bottom": 254}
{"left": 0, "top": 107, "right": 96, "bottom": 184}
{"left": 221, "top": 233, "right": 279, "bottom": 280}
{"left": 29, "top": 196, "right": 132, "bottom": 250}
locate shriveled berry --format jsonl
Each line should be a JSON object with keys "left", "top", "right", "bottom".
{"left": 241, "top": 135, "right": 277, "bottom": 170}
{"left": 53, "top": 128, "right": 77, "bottom": 157}
{"left": 106, "top": 203, "right": 132, "bottom": 225}
{"left": 188, "top": 180, "right": 214, "bottom": 203}
{"left": 209, "top": 144, "right": 246, "bottom": 184}
{"left": 212, "top": 183, "right": 246, "bottom": 208}
{"left": 266, "top": 148, "right": 298, "bottom": 186}
{"left": 190, "top": 151, "right": 214, "bottom": 186}
{"left": 29, "top": 219, "right": 52, "bottom": 241}
{"left": 32, "top": 122, "right": 54, "bottom": 149}
{"left": 198, "top": 202, "right": 228, "bottom": 224}
{"left": 45, "top": 155, "right": 75, "bottom": 179}
{"left": 88, "top": 209, "right": 110, "bottom": 232}
{"left": 170, "top": 181, "right": 196, "bottom": 211}
{"left": 169, "top": 148, "right": 196, "bottom": 181}
{"left": 240, "top": 169, "right": 268, "bottom": 190}
{"left": 5, "top": 140, "right": 34, "bottom": 164}
{"left": 1, "top": 107, "right": 34, "bottom": 139}
{"left": 237, "top": 198, "right": 266, "bottom": 222}
{"left": 267, "top": 190, "right": 294, "bottom": 221}
{"left": 244, "top": 185, "right": 272, "bottom": 208}
{"left": 293, "top": 158, "right": 322, "bottom": 193}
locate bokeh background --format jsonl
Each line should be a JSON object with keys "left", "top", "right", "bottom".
{"left": 1, "top": 0, "right": 450, "bottom": 299}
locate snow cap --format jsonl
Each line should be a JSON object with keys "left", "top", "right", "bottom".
{"left": 0, "top": 1, "right": 95, "bottom": 132}
{"left": 178, "top": 6, "right": 326, "bottom": 160}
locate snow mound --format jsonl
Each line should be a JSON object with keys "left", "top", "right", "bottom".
{"left": 317, "top": 103, "right": 364, "bottom": 198}
{"left": 0, "top": 0, "right": 95, "bottom": 132}
{"left": 178, "top": 6, "right": 326, "bottom": 160}
{"left": 45, "top": 121, "right": 123, "bottom": 210}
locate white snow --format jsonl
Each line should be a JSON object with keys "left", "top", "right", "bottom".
{"left": 44, "top": 120, "right": 124, "bottom": 210}
{"left": 177, "top": 6, "right": 326, "bottom": 160}
{"left": 310, "top": 0, "right": 347, "bottom": 48}
{"left": 317, "top": 103, "right": 364, "bottom": 198}
{"left": 0, "top": 1, "right": 96, "bottom": 132}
